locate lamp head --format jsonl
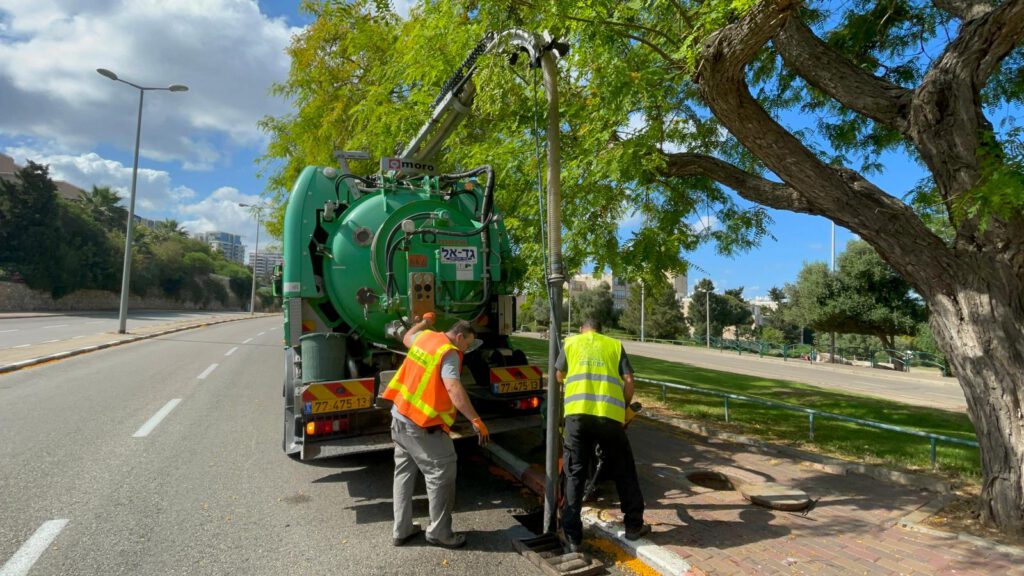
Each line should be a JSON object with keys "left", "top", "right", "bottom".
{"left": 97, "top": 68, "right": 118, "bottom": 81}
{"left": 168, "top": 84, "right": 189, "bottom": 92}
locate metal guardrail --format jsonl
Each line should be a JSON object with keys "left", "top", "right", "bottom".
{"left": 636, "top": 376, "right": 978, "bottom": 468}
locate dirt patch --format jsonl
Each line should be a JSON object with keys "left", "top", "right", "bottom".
{"left": 925, "top": 487, "right": 1024, "bottom": 549}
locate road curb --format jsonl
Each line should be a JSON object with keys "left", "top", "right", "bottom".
{"left": 0, "top": 316, "right": 257, "bottom": 374}
{"left": 894, "top": 494, "right": 1024, "bottom": 557}
{"left": 484, "top": 442, "right": 693, "bottom": 576}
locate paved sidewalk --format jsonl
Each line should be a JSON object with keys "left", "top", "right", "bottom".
{"left": 491, "top": 418, "right": 1023, "bottom": 576}
{"left": 0, "top": 312, "right": 266, "bottom": 372}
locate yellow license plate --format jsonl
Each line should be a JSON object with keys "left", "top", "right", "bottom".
{"left": 496, "top": 380, "right": 542, "bottom": 394}
{"left": 311, "top": 396, "right": 371, "bottom": 414}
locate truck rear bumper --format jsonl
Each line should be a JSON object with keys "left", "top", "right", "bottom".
{"left": 300, "top": 413, "right": 543, "bottom": 460}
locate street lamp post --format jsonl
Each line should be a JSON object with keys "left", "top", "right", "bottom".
{"left": 239, "top": 203, "right": 267, "bottom": 315}
{"left": 97, "top": 68, "right": 188, "bottom": 334}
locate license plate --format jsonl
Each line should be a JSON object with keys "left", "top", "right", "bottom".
{"left": 495, "top": 380, "right": 542, "bottom": 394}
{"left": 310, "top": 396, "right": 371, "bottom": 414}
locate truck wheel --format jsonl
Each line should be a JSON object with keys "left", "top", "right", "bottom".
{"left": 282, "top": 348, "right": 301, "bottom": 457}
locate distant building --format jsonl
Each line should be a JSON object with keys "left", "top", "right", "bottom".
{"left": 249, "top": 251, "right": 283, "bottom": 281}
{"left": 0, "top": 153, "right": 86, "bottom": 201}
{"left": 568, "top": 271, "right": 687, "bottom": 311}
{"left": 195, "top": 231, "right": 245, "bottom": 263}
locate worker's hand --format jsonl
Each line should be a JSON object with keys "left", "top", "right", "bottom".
{"left": 471, "top": 418, "right": 490, "bottom": 446}
{"left": 422, "top": 312, "right": 436, "bottom": 327}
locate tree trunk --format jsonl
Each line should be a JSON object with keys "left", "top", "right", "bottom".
{"left": 925, "top": 257, "right": 1024, "bottom": 536}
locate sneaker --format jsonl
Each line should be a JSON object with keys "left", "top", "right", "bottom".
{"left": 392, "top": 523, "right": 423, "bottom": 546}
{"left": 426, "top": 533, "right": 467, "bottom": 549}
{"left": 624, "top": 524, "right": 651, "bottom": 541}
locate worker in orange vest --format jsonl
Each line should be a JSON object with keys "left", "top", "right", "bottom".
{"left": 383, "top": 314, "right": 490, "bottom": 549}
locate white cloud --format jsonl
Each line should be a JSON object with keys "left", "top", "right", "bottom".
{"left": 690, "top": 214, "right": 721, "bottom": 235}
{"left": 0, "top": 0, "right": 300, "bottom": 169}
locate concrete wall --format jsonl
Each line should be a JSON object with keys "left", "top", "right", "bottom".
{"left": 0, "top": 279, "right": 246, "bottom": 312}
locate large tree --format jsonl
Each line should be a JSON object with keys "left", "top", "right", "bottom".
{"left": 687, "top": 278, "right": 755, "bottom": 340}
{"left": 261, "top": 0, "right": 1024, "bottom": 533}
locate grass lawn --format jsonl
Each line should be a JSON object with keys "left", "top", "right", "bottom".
{"left": 510, "top": 335, "right": 980, "bottom": 479}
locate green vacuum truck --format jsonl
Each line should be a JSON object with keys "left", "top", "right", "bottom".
{"left": 279, "top": 29, "right": 566, "bottom": 460}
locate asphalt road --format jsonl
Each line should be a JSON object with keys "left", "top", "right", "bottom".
{"left": 0, "top": 317, "right": 589, "bottom": 576}
{"left": 0, "top": 312, "right": 245, "bottom": 350}
{"left": 617, "top": 340, "right": 968, "bottom": 412}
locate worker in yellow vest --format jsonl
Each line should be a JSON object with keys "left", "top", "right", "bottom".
{"left": 383, "top": 314, "right": 489, "bottom": 550}
{"left": 556, "top": 317, "right": 650, "bottom": 552}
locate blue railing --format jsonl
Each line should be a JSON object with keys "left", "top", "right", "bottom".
{"left": 636, "top": 376, "right": 977, "bottom": 468}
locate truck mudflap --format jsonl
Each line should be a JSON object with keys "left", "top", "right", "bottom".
{"left": 300, "top": 413, "right": 544, "bottom": 460}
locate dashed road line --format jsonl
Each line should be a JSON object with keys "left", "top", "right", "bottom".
{"left": 132, "top": 399, "right": 182, "bottom": 438}
{"left": 257, "top": 332, "right": 265, "bottom": 336}
{"left": 0, "top": 519, "right": 69, "bottom": 576}
{"left": 43, "top": 325, "right": 69, "bottom": 329}
{"left": 197, "top": 364, "right": 219, "bottom": 380}
{"left": 13, "top": 344, "right": 29, "bottom": 349}
{"left": 0, "top": 329, "right": 18, "bottom": 333}
{"left": 242, "top": 338, "right": 253, "bottom": 344}
{"left": 225, "top": 347, "right": 238, "bottom": 356}
{"left": 41, "top": 340, "right": 59, "bottom": 344}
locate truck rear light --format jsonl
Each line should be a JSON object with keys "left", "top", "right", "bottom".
{"left": 306, "top": 417, "right": 351, "bottom": 436}
{"left": 512, "top": 397, "right": 540, "bottom": 410}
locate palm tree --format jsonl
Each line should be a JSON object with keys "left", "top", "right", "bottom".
{"left": 83, "top": 186, "right": 127, "bottom": 231}
{"left": 153, "top": 218, "right": 189, "bottom": 240}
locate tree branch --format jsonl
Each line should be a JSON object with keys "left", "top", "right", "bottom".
{"left": 773, "top": 17, "right": 913, "bottom": 131}
{"left": 696, "top": 0, "right": 951, "bottom": 285}
{"left": 938, "top": 0, "right": 1024, "bottom": 87}
{"left": 661, "top": 153, "right": 813, "bottom": 213}
{"left": 932, "top": 0, "right": 995, "bottom": 20}
{"left": 561, "top": 14, "right": 680, "bottom": 64}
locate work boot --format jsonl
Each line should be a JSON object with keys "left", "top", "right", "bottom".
{"left": 564, "top": 540, "right": 582, "bottom": 554}
{"left": 624, "top": 524, "right": 651, "bottom": 541}
{"left": 426, "top": 533, "right": 467, "bottom": 549}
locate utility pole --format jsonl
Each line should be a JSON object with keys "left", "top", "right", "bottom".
{"left": 706, "top": 289, "right": 710, "bottom": 348}
{"left": 640, "top": 281, "right": 645, "bottom": 342}
{"left": 830, "top": 221, "right": 836, "bottom": 363}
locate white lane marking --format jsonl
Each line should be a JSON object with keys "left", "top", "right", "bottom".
{"left": 0, "top": 329, "right": 17, "bottom": 333}
{"left": 132, "top": 399, "right": 182, "bottom": 438}
{"left": 257, "top": 332, "right": 265, "bottom": 336}
{"left": 197, "top": 364, "right": 219, "bottom": 380}
{"left": 224, "top": 347, "right": 238, "bottom": 357}
{"left": 72, "top": 335, "right": 84, "bottom": 339}
{"left": 41, "top": 340, "right": 59, "bottom": 344}
{"left": 13, "top": 344, "right": 30, "bottom": 349}
{"left": 43, "top": 325, "right": 69, "bottom": 329}
{"left": 242, "top": 338, "right": 253, "bottom": 344}
{"left": 0, "top": 519, "right": 69, "bottom": 576}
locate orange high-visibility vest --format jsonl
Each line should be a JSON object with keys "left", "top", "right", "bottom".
{"left": 383, "top": 330, "right": 461, "bottom": 431}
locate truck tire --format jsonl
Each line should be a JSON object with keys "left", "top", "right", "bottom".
{"left": 282, "top": 347, "right": 301, "bottom": 457}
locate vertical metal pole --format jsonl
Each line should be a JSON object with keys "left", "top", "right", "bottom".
{"left": 930, "top": 438, "right": 938, "bottom": 469}
{"left": 249, "top": 209, "right": 261, "bottom": 315}
{"left": 705, "top": 289, "right": 710, "bottom": 348}
{"left": 830, "top": 222, "right": 836, "bottom": 364}
{"left": 808, "top": 412, "right": 815, "bottom": 441}
{"left": 640, "top": 281, "right": 645, "bottom": 342}
{"left": 660, "top": 385, "right": 666, "bottom": 403}
{"left": 117, "top": 89, "right": 145, "bottom": 334}
{"left": 724, "top": 397, "right": 730, "bottom": 422}
{"left": 540, "top": 51, "right": 563, "bottom": 537}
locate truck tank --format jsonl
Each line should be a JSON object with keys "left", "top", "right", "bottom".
{"left": 279, "top": 164, "right": 543, "bottom": 459}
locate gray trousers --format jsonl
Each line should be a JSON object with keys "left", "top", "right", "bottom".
{"left": 391, "top": 417, "right": 458, "bottom": 541}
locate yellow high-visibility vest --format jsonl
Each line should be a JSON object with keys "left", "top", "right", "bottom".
{"left": 562, "top": 331, "right": 626, "bottom": 423}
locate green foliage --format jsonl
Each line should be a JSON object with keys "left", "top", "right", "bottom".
{"left": 687, "top": 278, "right": 753, "bottom": 339}
{"left": 570, "top": 282, "right": 616, "bottom": 329}
{"left": 787, "top": 241, "right": 926, "bottom": 350}
{"left": 619, "top": 276, "right": 686, "bottom": 339}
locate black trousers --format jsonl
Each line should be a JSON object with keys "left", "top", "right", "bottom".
{"left": 561, "top": 414, "right": 645, "bottom": 544}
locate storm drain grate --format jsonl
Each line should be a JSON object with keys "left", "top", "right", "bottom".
{"left": 513, "top": 533, "right": 605, "bottom": 576}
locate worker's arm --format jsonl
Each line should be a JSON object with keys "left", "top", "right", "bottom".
{"left": 555, "top": 370, "right": 565, "bottom": 383}
{"left": 623, "top": 373, "right": 635, "bottom": 405}
{"left": 402, "top": 313, "right": 435, "bottom": 348}
{"left": 442, "top": 377, "right": 481, "bottom": 423}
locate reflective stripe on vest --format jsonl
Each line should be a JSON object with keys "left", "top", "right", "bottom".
{"left": 562, "top": 331, "right": 626, "bottom": 422}
{"left": 382, "top": 330, "right": 460, "bottom": 429}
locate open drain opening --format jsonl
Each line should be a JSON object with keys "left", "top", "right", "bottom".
{"left": 686, "top": 470, "right": 735, "bottom": 491}
{"left": 511, "top": 508, "right": 544, "bottom": 535}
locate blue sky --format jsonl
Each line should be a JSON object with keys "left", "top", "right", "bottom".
{"left": 0, "top": 0, "right": 929, "bottom": 298}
